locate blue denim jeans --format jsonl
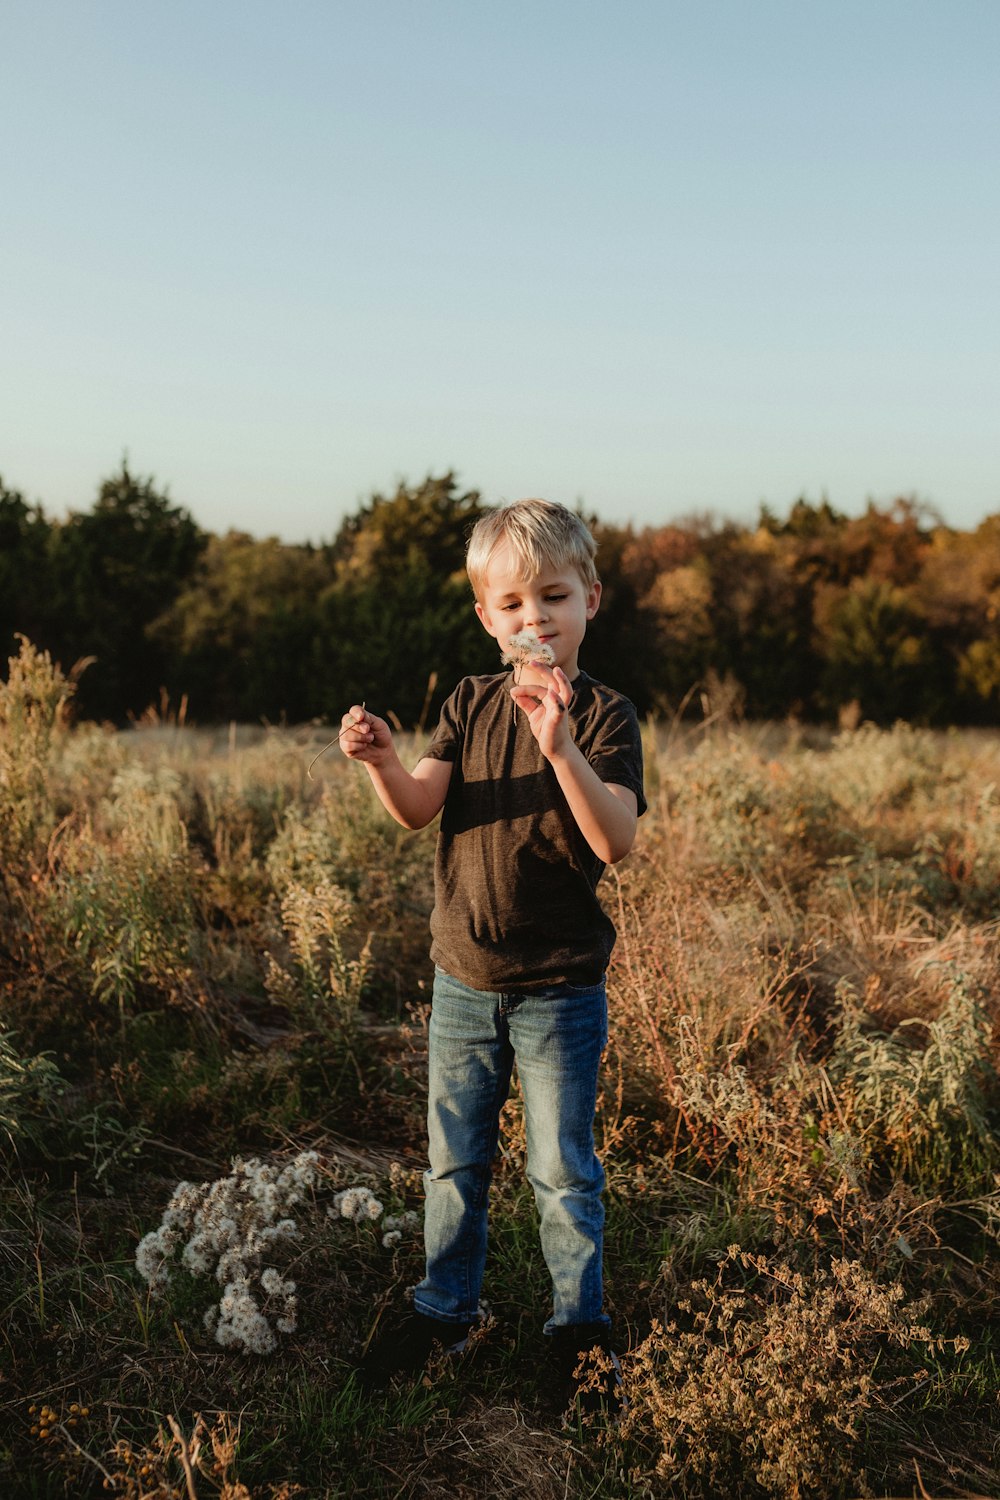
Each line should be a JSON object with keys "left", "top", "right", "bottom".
{"left": 413, "top": 967, "right": 610, "bottom": 1332}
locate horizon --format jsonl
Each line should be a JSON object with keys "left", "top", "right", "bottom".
{"left": 5, "top": 461, "right": 997, "bottom": 549}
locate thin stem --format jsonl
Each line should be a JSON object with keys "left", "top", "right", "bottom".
{"left": 307, "top": 702, "right": 366, "bottom": 780}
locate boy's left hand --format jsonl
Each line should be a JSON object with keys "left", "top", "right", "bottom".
{"left": 509, "top": 664, "right": 574, "bottom": 758}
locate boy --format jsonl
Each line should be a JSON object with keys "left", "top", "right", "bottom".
{"left": 340, "top": 498, "right": 645, "bottom": 1406}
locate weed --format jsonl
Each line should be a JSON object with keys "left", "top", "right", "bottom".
{"left": 614, "top": 1247, "right": 969, "bottom": 1499}
{"left": 0, "top": 1029, "right": 63, "bottom": 1153}
{"left": 264, "top": 879, "right": 372, "bottom": 1037}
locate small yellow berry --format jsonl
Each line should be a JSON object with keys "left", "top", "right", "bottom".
{"left": 30, "top": 1425, "right": 38, "bottom": 1436}
{"left": 39, "top": 1427, "right": 49, "bottom": 1439}
{"left": 28, "top": 1405, "right": 37, "bottom": 1414}
{"left": 70, "top": 1403, "right": 80, "bottom": 1414}
{"left": 80, "top": 1406, "right": 90, "bottom": 1417}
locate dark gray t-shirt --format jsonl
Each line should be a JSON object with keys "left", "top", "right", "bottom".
{"left": 420, "top": 669, "right": 646, "bottom": 992}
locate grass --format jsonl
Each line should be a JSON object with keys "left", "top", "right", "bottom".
{"left": 2, "top": 641, "right": 1000, "bottom": 1497}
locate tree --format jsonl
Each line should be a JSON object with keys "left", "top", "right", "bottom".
{"left": 0, "top": 480, "right": 53, "bottom": 664}
{"left": 814, "top": 578, "right": 938, "bottom": 723}
{"left": 329, "top": 472, "right": 487, "bottom": 588}
{"left": 582, "top": 522, "right": 664, "bottom": 713}
{"left": 49, "top": 462, "right": 205, "bottom": 720}
{"left": 700, "top": 525, "right": 820, "bottom": 719}
{"left": 828, "top": 497, "right": 935, "bottom": 588}
{"left": 918, "top": 516, "right": 1000, "bottom": 721}
{"left": 314, "top": 474, "right": 494, "bottom": 728}
{"left": 759, "top": 495, "right": 848, "bottom": 542}
{"left": 151, "top": 532, "right": 336, "bottom": 722}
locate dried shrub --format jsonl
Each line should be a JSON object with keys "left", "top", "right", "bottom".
{"left": 616, "top": 1248, "right": 967, "bottom": 1499}
{"left": 0, "top": 636, "right": 73, "bottom": 868}
{"left": 264, "top": 878, "right": 373, "bottom": 1035}
{"left": 815, "top": 721, "right": 948, "bottom": 815}
{"left": 103, "top": 1411, "right": 302, "bottom": 1499}
{"left": 266, "top": 765, "right": 435, "bottom": 1007}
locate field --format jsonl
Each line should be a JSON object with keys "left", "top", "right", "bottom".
{"left": 2, "top": 642, "right": 999, "bottom": 1499}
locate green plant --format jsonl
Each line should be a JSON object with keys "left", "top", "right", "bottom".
{"left": 828, "top": 970, "right": 999, "bottom": 1191}
{"left": 69, "top": 1104, "right": 148, "bottom": 1192}
{"left": 49, "top": 764, "right": 199, "bottom": 1019}
{"left": 0, "top": 1027, "right": 63, "bottom": 1152}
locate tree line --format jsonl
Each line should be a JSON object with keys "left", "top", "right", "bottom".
{"left": 2, "top": 463, "right": 999, "bottom": 727}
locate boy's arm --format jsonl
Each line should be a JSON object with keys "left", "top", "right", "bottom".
{"left": 547, "top": 749, "right": 638, "bottom": 864}
{"left": 339, "top": 705, "right": 453, "bottom": 829}
{"left": 508, "top": 669, "right": 639, "bottom": 864}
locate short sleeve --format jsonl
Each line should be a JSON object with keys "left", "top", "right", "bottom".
{"left": 586, "top": 700, "right": 647, "bottom": 816}
{"left": 420, "top": 682, "right": 465, "bottom": 763}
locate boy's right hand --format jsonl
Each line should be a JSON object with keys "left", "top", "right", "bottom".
{"left": 339, "top": 705, "right": 394, "bottom": 765}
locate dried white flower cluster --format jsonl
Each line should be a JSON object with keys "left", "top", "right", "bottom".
{"left": 381, "top": 1210, "right": 421, "bottom": 1249}
{"left": 329, "top": 1185, "right": 383, "bottom": 1223}
{"left": 135, "top": 1151, "right": 321, "bottom": 1355}
{"left": 136, "top": 1154, "right": 425, "bottom": 1355}
{"left": 327, "top": 1186, "right": 420, "bottom": 1249}
{"left": 501, "top": 630, "right": 556, "bottom": 668}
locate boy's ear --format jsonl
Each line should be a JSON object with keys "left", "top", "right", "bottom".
{"left": 474, "top": 600, "right": 499, "bottom": 639}
{"left": 586, "top": 580, "right": 602, "bottom": 620}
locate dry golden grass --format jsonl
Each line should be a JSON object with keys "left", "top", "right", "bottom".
{"left": 1, "top": 641, "right": 999, "bottom": 1497}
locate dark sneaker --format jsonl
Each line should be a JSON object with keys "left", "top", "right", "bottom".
{"left": 356, "top": 1310, "right": 474, "bottom": 1389}
{"left": 548, "top": 1322, "right": 627, "bottom": 1423}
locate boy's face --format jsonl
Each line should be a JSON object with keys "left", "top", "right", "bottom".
{"left": 474, "top": 543, "right": 601, "bottom": 682}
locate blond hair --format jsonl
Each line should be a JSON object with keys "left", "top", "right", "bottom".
{"left": 466, "top": 498, "right": 598, "bottom": 600}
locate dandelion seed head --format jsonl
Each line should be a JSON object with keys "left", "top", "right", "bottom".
{"left": 382, "top": 1210, "right": 420, "bottom": 1234}
{"left": 333, "top": 1187, "right": 384, "bottom": 1223}
{"left": 500, "top": 631, "right": 556, "bottom": 668}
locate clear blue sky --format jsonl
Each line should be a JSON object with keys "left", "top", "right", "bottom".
{"left": 3, "top": 0, "right": 998, "bottom": 542}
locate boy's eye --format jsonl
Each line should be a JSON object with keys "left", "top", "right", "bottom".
{"left": 498, "top": 592, "right": 565, "bottom": 610}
